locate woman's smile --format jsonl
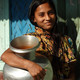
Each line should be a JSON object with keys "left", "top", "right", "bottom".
{"left": 45, "top": 22, "right": 52, "bottom": 25}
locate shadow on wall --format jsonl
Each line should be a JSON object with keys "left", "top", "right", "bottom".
{"left": 55, "top": 0, "right": 80, "bottom": 56}
{"left": 0, "top": 0, "right": 8, "bottom": 20}
{"left": 9, "top": 0, "right": 32, "bottom": 21}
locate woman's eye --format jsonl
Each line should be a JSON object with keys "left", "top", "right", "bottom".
{"left": 49, "top": 11, "right": 55, "bottom": 15}
{"left": 39, "top": 13, "right": 44, "bottom": 17}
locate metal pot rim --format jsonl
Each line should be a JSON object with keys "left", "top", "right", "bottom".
{"left": 9, "top": 35, "right": 40, "bottom": 53}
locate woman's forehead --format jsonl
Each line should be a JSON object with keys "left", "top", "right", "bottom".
{"left": 35, "top": 3, "right": 53, "bottom": 12}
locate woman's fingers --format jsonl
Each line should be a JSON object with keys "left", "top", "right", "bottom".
{"left": 42, "top": 69, "right": 47, "bottom": 75}
{"left": 32, "top": 69, "right": 46, "bottom": 80}
{"left": 33, "top": 74, "right": 44, "bottom": 80}
{"left": 39, "top": 69, "right": 46, "bottom": 78}
{"left": 36, "top": 69, "right": 47, "bottom": 80}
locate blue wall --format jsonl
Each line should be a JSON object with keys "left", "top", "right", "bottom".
{"left": 10, "top": 0, "right": 35, "bottom": 41}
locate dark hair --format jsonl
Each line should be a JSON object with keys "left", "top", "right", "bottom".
{"left": 28, "top": 0, "right": 57, "bottom": 26}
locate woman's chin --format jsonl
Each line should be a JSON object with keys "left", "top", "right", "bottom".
{"left": 44, "top": 26, "right": 53, "bottom": 31}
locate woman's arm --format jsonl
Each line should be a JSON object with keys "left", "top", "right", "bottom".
{"left": 1, "top": 48, "right": 46, "bottom": 80}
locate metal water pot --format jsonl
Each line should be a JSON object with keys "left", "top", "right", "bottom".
{"left": 3, "top": 35, "right": 53, "bottom": 80}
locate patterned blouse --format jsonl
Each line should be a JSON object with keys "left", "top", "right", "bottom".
{"left": 26, "top": 26, "right": 76, "bottom": 79}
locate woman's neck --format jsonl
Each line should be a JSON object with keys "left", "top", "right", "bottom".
{"left": 35, "top": 26, "right": 51, "bottom": 35}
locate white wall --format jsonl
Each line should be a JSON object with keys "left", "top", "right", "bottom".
{"left": 0, "top": 0, "right": 9, "bottom": 70}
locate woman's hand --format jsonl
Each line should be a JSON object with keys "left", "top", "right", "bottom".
{"left": 27, "top": 61, "right": 46, "bottom": 80}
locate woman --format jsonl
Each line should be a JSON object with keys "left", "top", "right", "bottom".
{"left": 1, "top": 0, "right": 76, "bottom": 80}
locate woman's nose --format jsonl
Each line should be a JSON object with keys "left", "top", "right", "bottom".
{"left": 45, "top": 14, "right": 50, "bottom": 20}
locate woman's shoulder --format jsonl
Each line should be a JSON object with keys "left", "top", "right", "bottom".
{"left": 59, "top": 35, "right": 76, "bottom": 63}
{"left": 61, "top": 35, "right": 73, "bottom": 47}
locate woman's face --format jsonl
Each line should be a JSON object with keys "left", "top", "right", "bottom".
{"left": 33, "top": 2, "right": 56, "bottom": 31}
